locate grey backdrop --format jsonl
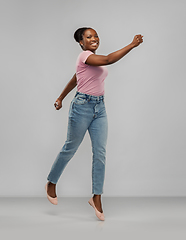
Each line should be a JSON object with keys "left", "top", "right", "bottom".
{"left": 1, "top": 0, "right": 186, "bottom": 197}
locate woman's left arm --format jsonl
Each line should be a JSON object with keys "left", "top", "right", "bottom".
{"left": 86, "top": 34, "right": 143, "bottom": 66}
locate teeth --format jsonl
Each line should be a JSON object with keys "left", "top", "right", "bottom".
{"left": 91, "top": 43, "right": 97, "bottom": 46}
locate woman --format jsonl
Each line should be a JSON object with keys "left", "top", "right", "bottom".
{"left": 45, "top": 27, "right": 143, "bottom": 221}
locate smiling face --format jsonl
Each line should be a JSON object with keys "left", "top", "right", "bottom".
{"left": 80, "top": 28, "right": 99, "bottom": 53}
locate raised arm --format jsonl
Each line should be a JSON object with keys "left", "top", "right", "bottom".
{"left": 54, "top": 73, "right": 77, "bottom": 110}
{"left": 85, "top": 34, "right": 143, "bottom": 66}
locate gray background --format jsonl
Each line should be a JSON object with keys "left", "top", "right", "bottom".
{"left": 0, "top": 0, "right": 186, "bottom": 197}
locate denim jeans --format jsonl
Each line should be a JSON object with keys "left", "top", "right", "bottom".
{"left": 47, "top": 91, "right": 108, "bottom": 195}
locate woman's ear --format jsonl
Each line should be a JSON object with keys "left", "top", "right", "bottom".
{"left": 79, "top": 41, "right": 84, "bottom": 50}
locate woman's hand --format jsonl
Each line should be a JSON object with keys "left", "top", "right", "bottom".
{"left": 131, "top": 34, "right": 143, "bottom": 48}
{"left": 54, "top": 98, "right": 62, "bottom": 110}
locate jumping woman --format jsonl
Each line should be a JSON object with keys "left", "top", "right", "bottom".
{"left": 45, "top": 27, "right": 143, "bottom": 221}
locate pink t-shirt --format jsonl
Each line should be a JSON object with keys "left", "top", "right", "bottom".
{"left": 75, "top": 50, "right": 108, "bottom": 96}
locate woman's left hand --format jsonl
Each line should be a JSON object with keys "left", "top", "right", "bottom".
{"left": 131, "top": 34, "right": 143, "bottom": 48}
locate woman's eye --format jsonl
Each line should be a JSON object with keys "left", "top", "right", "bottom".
{"left": 87, "top": 35, "right": 98, "bottom": 39}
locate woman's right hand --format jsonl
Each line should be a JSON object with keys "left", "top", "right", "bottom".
{"left": 54, "top": 98, "right": 62, "bottom": 110}
{"left": 131, "top": 34, "right": 143, "bottom": 48}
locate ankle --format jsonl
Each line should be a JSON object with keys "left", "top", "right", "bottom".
{"left": 47, "top": 182, "right": 57, "bottom": 198}
{"left": 93, "top": 194, "right": 101, "bottom": 199}
{"left": 48, "top": 182, "right": 56, "bottom": 186}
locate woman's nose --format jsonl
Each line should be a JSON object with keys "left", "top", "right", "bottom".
{"left": 91, "top": 36, "right": 96, "bottom": 41}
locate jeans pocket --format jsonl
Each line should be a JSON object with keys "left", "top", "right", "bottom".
{"left": 74, "top": 96, "right": 87, "bottom": 105}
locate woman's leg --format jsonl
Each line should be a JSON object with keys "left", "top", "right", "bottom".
{"left": 47, "top": 99, "right": 92, "bottom": 194}
{"left": 88, "top": 101, "right": 108, "bottom": 212}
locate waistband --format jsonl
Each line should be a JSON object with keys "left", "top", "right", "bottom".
{"left": 75, "top": 91, "right": 104, "bottom": 101}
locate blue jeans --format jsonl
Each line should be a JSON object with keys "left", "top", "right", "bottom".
{"left": 47, "top": 92, "right": 108, "bottom": 195}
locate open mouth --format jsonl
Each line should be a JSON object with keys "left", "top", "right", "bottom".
{"left": 91, "top": 42, "right": 98, "bottom": 47}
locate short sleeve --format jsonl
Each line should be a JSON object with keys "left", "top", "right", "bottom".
{"left": 80, "top": 50, "right": 94, "bottom": 64}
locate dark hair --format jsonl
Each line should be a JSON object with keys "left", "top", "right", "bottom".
{"left": 74, "top": 27, "right": 92, "bottom": 49}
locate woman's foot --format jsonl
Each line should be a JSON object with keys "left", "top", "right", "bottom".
{"left": 93, "top": 194, "right": 103, "bottom": 213}
{"left": 88, "top": 196, "right": 105, "bottom": 221}
{"left": 47, "top": 182, "right": 57, "bottom": 198}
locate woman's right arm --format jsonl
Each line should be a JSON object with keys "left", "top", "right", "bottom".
{"left": 86, "top": 34, "right": 143, "bottom": 66}
{"left": 54, "top": 73, "right": 77, "bottom": 110}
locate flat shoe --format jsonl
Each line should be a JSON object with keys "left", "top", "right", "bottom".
{"left": 88, "top": 197, "right": 105, "bottom": 221}
{"left": 45, "top": 182, "right": 58, "bottom": 205}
